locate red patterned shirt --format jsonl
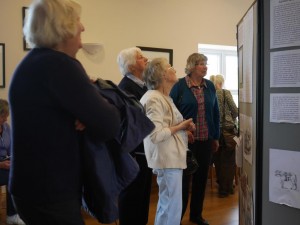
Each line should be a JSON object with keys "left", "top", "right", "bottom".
{"left": 185, "top": 76, "right": 209, "bottom": 141}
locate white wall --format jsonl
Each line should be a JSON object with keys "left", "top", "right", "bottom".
{"left": 0, "top": 0, "right": 253, "bottom": 100}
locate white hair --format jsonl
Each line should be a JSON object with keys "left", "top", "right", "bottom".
{"left": 117, "top": 47, "right": 142, "bottom": 76}
{"left": 23, "top": 0, "right": 81, "bottom": 48}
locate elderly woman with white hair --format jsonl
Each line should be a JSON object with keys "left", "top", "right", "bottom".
{"left": 210, "top": 74, "right": 238, "bottom": 198}
{"left": 9, "top": 0, "right": 120, "bottom": 224}
{"left": 140, "top": 58, "right": 195, "bottom": 225}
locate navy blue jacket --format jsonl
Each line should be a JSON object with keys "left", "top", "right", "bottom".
{"left": 118, "top": 76, "right": 147, "bottom": 100}
{"left": 81, "top": 79, "right": 154, "bottom": 223}
{"left": 118, "top": 76, "right": 147, "bottom": 154}
{"left": 170, "top": 77, "right": 220, "bottom": 140}
{"left": 9, "top": 48, "right": 120, "bottom": 204}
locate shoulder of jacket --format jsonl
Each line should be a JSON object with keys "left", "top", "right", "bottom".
{"left": 143, "top": 91, "right": 165, "bottom": 103}
{"left": 178, "top": 77, "right": 186, "bottom": 84}
{"left": 148, "top": 90, "right": 163, "bottom": 98}
{"left": 205, "top": 78, "right": 214, "bottom": 86}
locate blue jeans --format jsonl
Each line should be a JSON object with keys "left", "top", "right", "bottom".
{"left": 153, "top": 168, "right": 182, "bottom": 225}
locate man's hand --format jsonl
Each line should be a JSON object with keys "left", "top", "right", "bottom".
{"left": 211, "top": 139, "right": 219, "bottom": 152}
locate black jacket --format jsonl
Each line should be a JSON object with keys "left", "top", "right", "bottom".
{"left": 118, "top": 76, "right": 148, "bottom": 154}
{"left": 81, "top": 79, "right": 154, "bottom": 223}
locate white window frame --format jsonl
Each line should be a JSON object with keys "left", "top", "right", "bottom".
{"left": 198, "top": 44, "right": 238, "bottom": 105}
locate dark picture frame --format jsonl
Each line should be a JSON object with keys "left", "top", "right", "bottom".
{"left": 22, "top": 7, "right": 31, "bottom": 51}
{"left": 137, "top": 46, "right": 173, "bottom": 66}
{"left": 0, "top": 43, "right": 5, "bottom": 88}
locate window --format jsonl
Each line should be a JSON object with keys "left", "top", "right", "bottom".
{"left": 198, "top": 44, "right": 238, "bottom": 105}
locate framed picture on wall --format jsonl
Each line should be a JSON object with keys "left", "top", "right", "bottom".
{"left": 22, "top": 7, "right": 31, "bottom": 51}
{"left": 137, "top": 46, "right": 173, "bottom": 66}
{"left": 0, "top": 43, "right": 5, "bottom": 88}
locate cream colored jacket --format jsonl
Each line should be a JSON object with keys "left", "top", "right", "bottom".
{"left": 140, "top": 90, "right": 188, "bottom": 169}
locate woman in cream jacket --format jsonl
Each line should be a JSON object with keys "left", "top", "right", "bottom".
{"left": 140, "top": 58, "right": 195, "bottom": 225}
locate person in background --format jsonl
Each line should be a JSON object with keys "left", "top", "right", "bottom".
{"left": 170, "top": 53, "right": 220, "bottom": 225}
{"left": 8, "top": 0, "right": 120, "bottom": 224}
{"left": 210, "top": 74, "right": 238, "bottom": 198}
{"left": 0, "top": 99, "right": 25, "bottom": 225}
{"left": 117, "top": 47, "right": 151, "bottom": 225}
{"left": 140, "top": 58, "right": 195, "bottom": 225}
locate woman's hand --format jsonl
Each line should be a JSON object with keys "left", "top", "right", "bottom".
{"left": 186, "top": 121, "right": 196, "bottom": 132}
{"left": 0, "top": 160, "right": 10, "bottom": 170}
{"left": 180, "top": 118, "right": 194, "bottom": 130}
{"left": 75, "top": 119, "right": 86, "bottom": 131}
{"left": 170, "top": 118, "right": 195, "bottom": 135}
{"left": 187, "top": 130, "right": 195, "bottom": 143}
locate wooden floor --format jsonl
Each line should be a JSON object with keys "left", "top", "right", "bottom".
{"left": 83, "top": 177, "right": 239, "bottom": 225}
{"left": 0, "top": 177, "right": 238, "bottom": 225}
